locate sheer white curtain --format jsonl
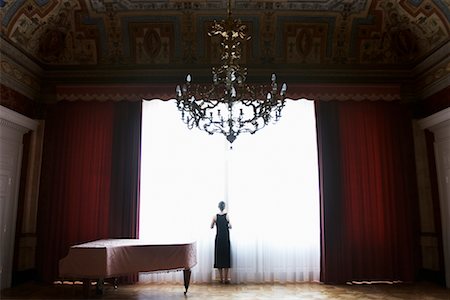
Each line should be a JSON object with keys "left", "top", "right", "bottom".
{"left": 139, "top": 99, "right": 320, "bottom": 283}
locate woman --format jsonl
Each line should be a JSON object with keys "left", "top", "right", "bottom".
{"left": 211, "top": 201, "right": 232, "bottom": 283}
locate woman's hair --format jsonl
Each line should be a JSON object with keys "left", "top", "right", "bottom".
{"left": 218, "top": 201, "right": 226, "bottom": 211}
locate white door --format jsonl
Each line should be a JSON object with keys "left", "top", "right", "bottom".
{"left": 435, "top": 139, "right": 450, "bottom": 288}
{"left": 0, "top": 141, "right": 21, "bottom": 290}
{"left": 0, "top": 106, "right": 37, "bottom": 290}
{"left": 420, "top": 109, "right": 450, "bottom": 288}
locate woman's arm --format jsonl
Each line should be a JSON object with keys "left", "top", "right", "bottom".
{"left": 210, "top": 215, "right": 216, "bottom": 229}
{"left": 226, "top": 214, "right": 232, "bottom": 229}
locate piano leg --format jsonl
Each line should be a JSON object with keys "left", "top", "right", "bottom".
{"left": 183, "top": 269, "right": 192, "bottom": 294}
{"left": 96, "top": 278, "right": 104, "bottom": 295}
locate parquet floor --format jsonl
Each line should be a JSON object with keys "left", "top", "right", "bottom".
{"left": 2, "top": 281, "right": 449, "bottom": 300}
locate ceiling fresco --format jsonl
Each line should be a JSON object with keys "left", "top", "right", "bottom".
{"left": 0, "top": 0, "right": 448, "bottom": 70}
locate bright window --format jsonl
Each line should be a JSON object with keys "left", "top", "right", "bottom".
{"left": 139, "top": 99, "right": 320, "bottom": 283}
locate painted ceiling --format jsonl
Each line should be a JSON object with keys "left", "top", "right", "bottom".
{"left": 0, "top": 0, "right": 449, "bottom": 99}
{"left": 0, "top": 0, "right": 448, "bottom": 67}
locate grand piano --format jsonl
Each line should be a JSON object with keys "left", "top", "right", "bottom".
{"left": 59, "top": 239, "right": 197, "bottom": 295}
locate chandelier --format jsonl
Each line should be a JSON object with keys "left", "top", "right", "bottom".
{"left": 175, "top": 0, "right": 287, "bottom": 144}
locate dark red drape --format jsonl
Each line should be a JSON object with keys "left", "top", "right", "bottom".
{"left": 315, "top": 101, "right": 344, "bottom": 283}
{"left": 316, "top": 100, "right": 420, "bottom": 283}
{"left": 36, "top": 101, "right": 142, "bottom": 283}
{"left": 109, "top": 101, "right": 142, "bottom": 239}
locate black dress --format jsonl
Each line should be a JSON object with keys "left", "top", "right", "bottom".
{"left": 214, "top": 213, "right": 231, "bottom": 268}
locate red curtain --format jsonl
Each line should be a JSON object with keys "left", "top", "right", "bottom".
{"left": 36, "top": 101, "right": 141, "bottom": 283}
{"left": 315, "top": 101, "right": 345, "bottom": 282}
{"left": 316, "top": 100, "right": 420, "bottom": 283}
{"left": 109, "top": 101, "right": 141, "bottom": 239}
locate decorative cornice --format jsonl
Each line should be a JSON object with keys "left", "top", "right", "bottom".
{"left": 54, "top": 83, "right": 401, "bottom": 102}
{"left": 0, "top": 36, "right": 43, "bottom": 100}
{"left": 55, "top": 84, "right": 177, "bottom": 102}
{"left": 0, "top": 37, "right": 43, "bottom": 75}
{"left": 413, "top": 41, "right": 450, "bottom": 76}
{"left": 413, "top": 41, "right": 450, "bottom": 100}
{"left": 288, "top": 83, "right": 401, "bottom": 101}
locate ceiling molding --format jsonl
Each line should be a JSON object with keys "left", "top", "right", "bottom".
{"left": 411, "top": 41, "right": 450, "bottom": 100}
{"left": 0, "top": 37, "right": 43, "bottom": 100}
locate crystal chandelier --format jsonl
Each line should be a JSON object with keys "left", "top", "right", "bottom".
{"left": 175, "top": 0, "right": 287, "bottom": 144}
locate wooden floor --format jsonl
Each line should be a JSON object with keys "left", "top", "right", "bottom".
{"left": 2, "top": 281, "right": 449, "bottom": 300}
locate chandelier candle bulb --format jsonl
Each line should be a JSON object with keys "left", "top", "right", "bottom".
{"left": 281, "top": 83, "right": 287, "bottom": 95}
